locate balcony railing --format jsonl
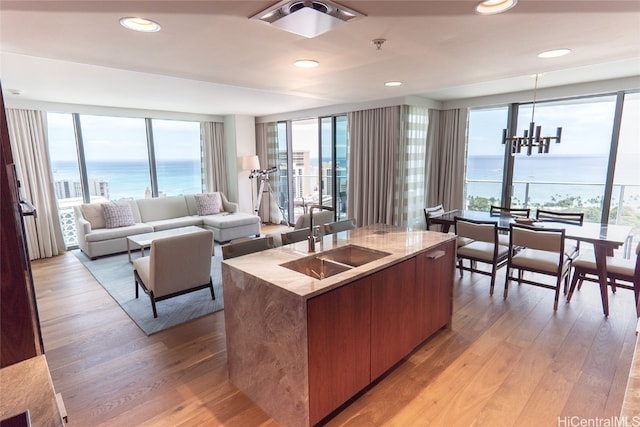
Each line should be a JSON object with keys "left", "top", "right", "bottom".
{"left": 465, "top": 179, "right": 640, "bottom": 244}
{"left": 59, "top": 206, "right": 78, "bottom": 248}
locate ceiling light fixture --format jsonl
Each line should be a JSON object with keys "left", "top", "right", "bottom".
{"left": 475, "top": 0, "right": 518, "bottom": 15}
{"left": 251, "top": 0, "right": 365, "bottom": 38}
{"left": 293, "top": 59, "right": 319, "bottom": 68}
{"left": 119, "top": 17, "right": 161, "bottom": 32}
{"left": 501, "top": 73, "right": 562, "bottom": 155}
{"left": 385, "top": 81, "right": 402, "bottom": 87}
{"left": 538, "top": 48, "right": 572, "bottom": 58}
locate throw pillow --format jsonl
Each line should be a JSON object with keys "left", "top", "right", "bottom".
{"left": 102, "top": 202, "right": 135, "bottom": 228}
{"left": 195, "top": 192, "right": 223, "bottom": 216}
{"left": 80, "top": 203, "right": 106, "bottom": 230}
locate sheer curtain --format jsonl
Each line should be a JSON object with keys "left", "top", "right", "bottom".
{"left": 425, "top": 108, "right": 467, "bottom": 211}
{"left": 395, "top": 105, "right": 428, "bottom": 229}
{"left": 6, "top": 109, "right": 65, "bottom": 259}
{"left": 255, "top": 122, "right": 281, "bottom": 223}
{"left": 347, "top": 106, "right": 400, "bottom": 226}
{"left": 202, "top": 121, "right": 228, "bottom": 194}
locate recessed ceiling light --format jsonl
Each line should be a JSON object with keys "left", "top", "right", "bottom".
{"left": 385, "top": 81, "right": 402, "bottom": 87}
{"left": 538, "top": 48, "right": 572, "bottom": 58}
{"left": 475, "top": 0, "right": 518, "bottom": 15}
{"left": 119, "top": 17, "right": 161, "bottom": 32}
{"left": 294, "top": 60, "right": 319, "bottom": 68}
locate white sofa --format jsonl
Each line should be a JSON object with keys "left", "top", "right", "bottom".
{"left": 74, "top": 193, "right": 261, "bottom": 259}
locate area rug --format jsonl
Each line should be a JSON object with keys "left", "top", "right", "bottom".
{"left": 72, "top": 248, "right": 224, "bottom": 335}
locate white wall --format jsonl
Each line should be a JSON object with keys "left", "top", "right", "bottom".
{"left": 223, "top": 115, "right": 256, "bottom": 214}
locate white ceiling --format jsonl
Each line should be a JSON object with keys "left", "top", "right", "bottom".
{"left": 1, "top": 0, "right": 639, "bottom": 117}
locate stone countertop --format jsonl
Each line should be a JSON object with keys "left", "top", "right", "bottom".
{"left": 0, "top": 355, "right": 64, "bottom": 426}
{"left": 222, "top": 224, "right": 455, "bottom": 299}
{"left": 621, "top": 318, "right": 640, "bottom": 417}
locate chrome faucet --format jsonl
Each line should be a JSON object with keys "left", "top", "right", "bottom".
{"left": 308, "top": 205, "right": 334, "bottom": 253}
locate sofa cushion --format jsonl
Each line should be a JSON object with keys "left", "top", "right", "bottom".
{"left": 85, "top": 223, "right": 154, "bottom": 242}
{"left": 80, "top": 203, "right": 106, "bottom": 230}
{"left": 195, "top": 192, "right": 223, "bottom": 215}
{"left": 118, "top": 198, "right": 143, "bottom": 223}
{"left": 102, "top": 202, "right": 135, "bottom": 228}
{"left": 137, "top": 196, "right": 189, "bottom": 222}
{"left": 146, "top": 216, "right": 204, "bottom": 231}
{"left": 202, "top": 212, "right": 260, "bottom": 229}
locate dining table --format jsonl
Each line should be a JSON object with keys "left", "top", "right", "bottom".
{"left": 428, "top": 209, "right": 633, "bottom": 317}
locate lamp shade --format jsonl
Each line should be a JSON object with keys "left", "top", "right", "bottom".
{"left": 242, "top": 155, "right": 260, "bottom": 171}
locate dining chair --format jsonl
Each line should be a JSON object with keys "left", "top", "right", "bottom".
{"left": 323, "top": 218, "right": 356, "bottom": 234}
{"left": 566, "top": 242, "right": 640, "bottom": 316}
{"left": 424, "top": 205, "right": 445, "bottom": 231}
{"left": 490, "top": 205, "right": 531, "bottom": 247}
{"left": 281, "top": 228, "right": 310, "bottom": 246}
{"left": 504, "top": 224, "right": 571, "bottom": 311}
{"left": 454, "top": 217, "right": 509, "bottom": 295}
{"left": 535, "top": 209, "right": 585, "bottom": 260}
{"left": 489, "top": 205, "right": 531, "bottom": 218}
{"left": 222, "top": 236, "right": 275, "bottom": 260}
{"left": 426, "top": 205, "right": 473, "bottom": 248}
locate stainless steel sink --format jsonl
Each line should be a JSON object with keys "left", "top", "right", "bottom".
{"left": 318, "top": 244, "right": 390, "bottom": 267}
{"left": 280, "top": 256, "right": 353, "bottom": 280}
{"left": 280, "top": 245, "right": 390, "bottom": 280}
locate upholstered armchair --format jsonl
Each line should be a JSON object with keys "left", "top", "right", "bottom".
{"left": 133, "top": 229, "right": 215, "bottom": 318}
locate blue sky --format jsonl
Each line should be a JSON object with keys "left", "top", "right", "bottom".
{"left": 47, "top": 113, "right": 200, "bottom": 162}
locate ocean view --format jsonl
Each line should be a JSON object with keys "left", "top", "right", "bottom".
{"left": 467, "top": 154, "right": 640, "bottom": 207}
{"left": 52, "top": 160, "right": 202, "bottom": 200}
{"left": 52, "top": 155, "right": 639, "bottom": 207}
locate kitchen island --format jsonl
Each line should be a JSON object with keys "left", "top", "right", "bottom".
{"left": 221, "top": 224, "right": 456, "bottom": 427}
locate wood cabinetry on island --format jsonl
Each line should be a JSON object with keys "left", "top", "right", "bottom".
{"left": 222, "top": 225, "right": 456, "bottom": 427}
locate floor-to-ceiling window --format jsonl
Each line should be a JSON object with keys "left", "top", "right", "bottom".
{"left": 319, "top": 115, "right": 349, "bottom": 220}
{"left": 465, "top": 90, "right": 639, "bottom": 246}
{"left": 512, "top": 95, "right": 616, "bottom": 222}
{"left": 47, "top": 112, "right": 205, "bottom": 247}
{"left": 280, "top": 115, "right": 347, "bottom": 225}
{"left": 48, "top": 112, "right": 83, "bottom": 246}
{"left": 334, "top": 115, "right": 348, "bottom": 220}
{"left": 274, "top": 121, "right": 290, "bottom": 224}
{"left": 151, "top": 119, "right": 202, "bottom": 196}
{"left": 320, "top": 117, "right": 335, "bottom": 209}
{"left": 465, "top": 106, "right": 509, "bottom": 210}
{"left": 610, "top": 92, "right": 640, "bottom": 239}
{"left": 290, "top": 118, "right": 319, "bottom": 224}
{"left": 80, "top": 115, "right": 151, "bottom": 202}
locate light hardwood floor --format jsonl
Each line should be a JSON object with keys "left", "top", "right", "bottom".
{"left": 31, "top": 248, "right": 637, "bottom": 426}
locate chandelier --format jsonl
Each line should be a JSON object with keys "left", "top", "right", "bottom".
{"left": 502, "top": 74, "right": 562, "bottom": 155}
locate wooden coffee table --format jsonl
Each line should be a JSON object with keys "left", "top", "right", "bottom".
{"left": 126, "top": 226, "right": 211, "bottom": 263}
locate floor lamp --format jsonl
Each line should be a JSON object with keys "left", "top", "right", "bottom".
{"left": 242, "top": 155, "right": 261, "bottom": 216}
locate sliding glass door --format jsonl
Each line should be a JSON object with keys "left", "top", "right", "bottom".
{"left": 334, "top": 115, "right": 348, "bottom": 220}
{"left": 290, "top": 118, "right": 318, "bottom": 224}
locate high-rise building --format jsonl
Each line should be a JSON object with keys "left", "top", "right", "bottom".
{"left": 54, "top": 178, "right": 109, "bottom": 200}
